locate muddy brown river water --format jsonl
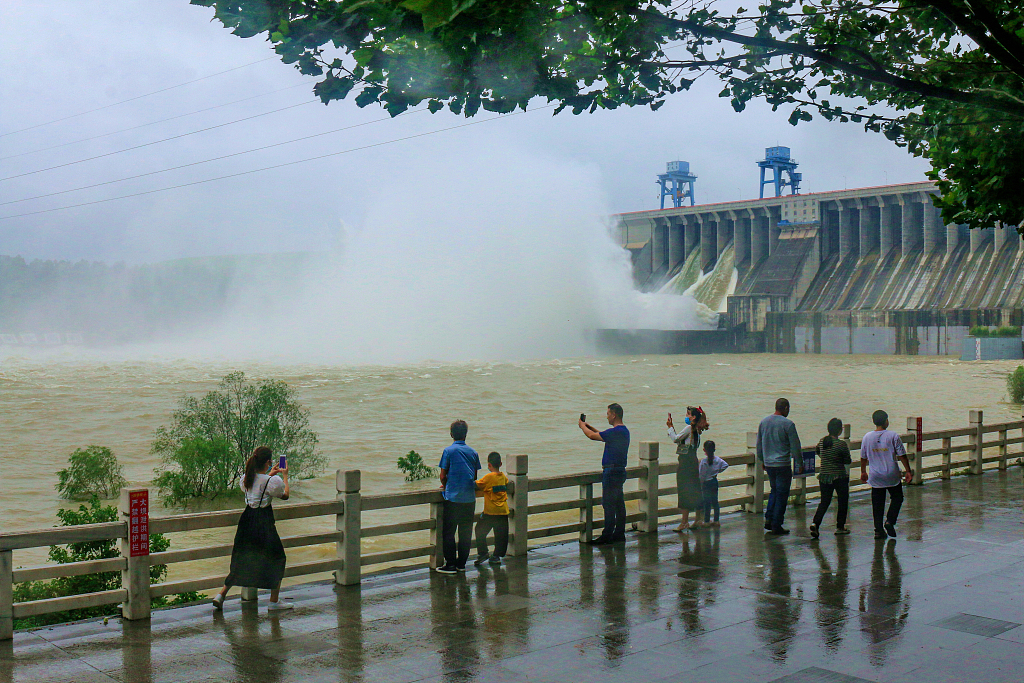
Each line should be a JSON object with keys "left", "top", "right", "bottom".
{"left": 1, "top": 352, "right": 1019, "bottom": 585}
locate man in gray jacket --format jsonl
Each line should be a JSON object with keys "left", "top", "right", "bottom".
{"left": 756, "top": 397, "right": 802, "bottom": 535}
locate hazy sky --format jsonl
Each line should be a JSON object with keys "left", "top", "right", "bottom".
{"left": 0, "top": 1, "right": 930, "bottom": 264}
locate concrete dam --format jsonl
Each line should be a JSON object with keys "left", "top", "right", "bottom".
{"left": 613, "top": 181, "right": 1024, "bottom": 354}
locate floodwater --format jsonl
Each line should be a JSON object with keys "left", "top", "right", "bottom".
{"left": 1, "top": 353, "right": 1020, "bottom": 583}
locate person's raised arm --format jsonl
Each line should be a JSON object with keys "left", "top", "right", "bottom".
{"left": 269, "top": 464, "right": 290, "bottom": 500}
{"left": 579, "top": 418, "right": 603, "bottom": 441}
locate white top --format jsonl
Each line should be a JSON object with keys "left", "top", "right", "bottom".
{"left": 861, "top": 429, "right": 906, "bottom": 488}
{"left": 699, "top": 454, "right": 729, "bottom": 481}
{"left": 242, "top": 473, "right": 286, "bottom": 508}
{"left": 668, "top": 424, "right": 695, "bottom": 446}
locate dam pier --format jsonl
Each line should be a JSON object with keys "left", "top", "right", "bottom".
{"left": 612, "top": 180, "right": 1024, "bottom": 354}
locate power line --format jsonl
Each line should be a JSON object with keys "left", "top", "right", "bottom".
{"left": 0, "top": 106, "right": 553, "bottom": 221}
{"left": 0, "top": 57, "right": 276, "bottom": 138}
{"left": 0, "top": 101, "right": 316, "bottom": 182}
{"left": 0, "top": 83, "right": 310, "bottom": 162}
{"left": 0, "top": 109, "right": 429, "bottom": 207}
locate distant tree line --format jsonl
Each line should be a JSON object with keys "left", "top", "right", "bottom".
{"left": 0, "top": 253, "right": 319, "bottom": 339}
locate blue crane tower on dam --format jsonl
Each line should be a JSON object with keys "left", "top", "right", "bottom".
{"left": 758, "top": 146, "right": 802, "bottom": 198}
{"left": 657, "top": 161, "right": 697, "bottom": 209}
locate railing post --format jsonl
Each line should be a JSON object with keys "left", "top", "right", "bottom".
{"left": 998, "top": 427, "right": 1008, "bottom": 471}
{"left": 507, "top": 455, "right": 529, "bottom": 557}
{"left": 0, "top": 549, "right": 12, "bottom": 641}
{"left": 942, "top": 436, "right": 952, "bottom": 479}
{"left": 579, "top": 483, "right": 594, "bottom": 543}
{"left": 638, "top": 441, "right": 660, "bottom": 532}
{"left": 745, "top": 432, "right": 764, "bottom": 513}
{"left": 969, "top": 409, "right": 984, "bottom": 475}
{"left": 907, "top": 417, "right": 923, "bottom": 485}
{"left": 336, "top": 469, "right": 361, "bottom": 586}
{"left": 429, "top": 500, "right": 444, "bottom": 570}
{"left": 119, "top": 487, "right": 151, "bottom": 621}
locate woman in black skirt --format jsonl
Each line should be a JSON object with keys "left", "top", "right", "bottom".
{"left": 668, "top": 406, "right": 709, "bottom": 531}
{"left": 212, "top": 446, "right": 291, "bottom": 611}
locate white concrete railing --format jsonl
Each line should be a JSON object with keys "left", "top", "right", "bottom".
{"left": 2, "top": 409, "right": 1022, "bottom": 639}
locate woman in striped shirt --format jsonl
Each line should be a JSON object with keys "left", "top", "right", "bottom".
{"left": 809, "top": 418, "right": 852, "bottom": 538}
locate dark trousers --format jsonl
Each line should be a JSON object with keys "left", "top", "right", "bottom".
{"left": 764, "top": 466, "right": 793, "bottom": 531}
{"left": 599, "top": 467, "right": 627, "bottom": 540}
{"left": 475, "top": 513, "right": 509, "bottom": 558}
{"left": 812, "top": 477, "right": 850, "bottom": 528}
{"left": 701, "top": 478, "right": 720, "bottom": 523}
{"left": 871, "top": 485, "right": 904, "bottom": 532}
{"left": 442, "top": 500, "right": 475, "bottom": 568}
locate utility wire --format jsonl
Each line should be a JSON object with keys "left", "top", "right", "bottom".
{"left": 0, "top": 57, "right": 276, "bottom": 138}
{"left": 0, "top": 82, "right": 310, "bottom": 161}
{"left": 0, "top": 105, "right": 553, "bottom": 221}
{"left": 0, "top": 101, "right": 316, "bottom": 182}
{"left": 0, "top": 108, "right": 429, "bottom": 207}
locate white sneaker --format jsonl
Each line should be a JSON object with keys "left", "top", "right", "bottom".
{"left": 212, "top": 594, "right": 224, "bottom": 611}
{"left": 268, "top": 600, "right": 294, "bottom": 611}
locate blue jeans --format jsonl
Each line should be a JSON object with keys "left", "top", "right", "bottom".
{"left": 600, "top": 467, "right": 627, "bottom": 540}
{"left": 764, "top": 466, "right": 792, "bottom": 531}
{"left": 701, "top": 478, "right": 720, "bottom": 523}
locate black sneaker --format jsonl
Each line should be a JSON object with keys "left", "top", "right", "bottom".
{"left": 835, "top": 527, "right": 851, "bottom": 536}
{"left": 473, "top": 554, "right": 490, "bottom": 566}
{"left": 455, "top": 565, "right": 467, "bottom": 572}
{"left": 884, "top": 522, "right": 897, "bottom": 538}
{"left": 488, "top": 556, "right": 502, "bottom": 566}
{"left": 809, "top": 524, "right": 819, "bottom": 539}
{"left": 435, "top": 565, "right": 457, "bottom": 574}
{"left": 764, "top": 523, "right": 773, "bottom": 531}
{"left": 588, "top": 537, "right": 613, "bottom": 545}
{"left": 771, "top": 527, "right": 790, "bottom": 535}
{"left": 874, "top": 531, "right": 887, "bottom": 540}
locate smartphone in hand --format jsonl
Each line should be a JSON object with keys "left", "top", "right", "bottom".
{"left": 580, "top": 413, "right": 586, "bottom": 422}
{"left": 279, "top": 455, "right": 286, "bottom": 469}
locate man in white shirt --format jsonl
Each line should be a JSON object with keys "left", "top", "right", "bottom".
{"left": 860, "top": 410, "right": 913, "bottom": 539}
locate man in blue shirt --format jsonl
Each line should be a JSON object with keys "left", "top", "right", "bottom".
{"left": 580, "top": 403, "right": 630, "bottom": 545}
{"left": 436, "top": 420, "right": 482, "bottom": 573}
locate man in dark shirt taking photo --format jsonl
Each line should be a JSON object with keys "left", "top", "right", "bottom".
{"left": 580, "top": 403, "right": 630, "bottom": 545}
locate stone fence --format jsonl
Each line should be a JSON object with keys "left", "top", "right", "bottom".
{"left": 2, "top": 409, "right": 1021, "bottom": 640}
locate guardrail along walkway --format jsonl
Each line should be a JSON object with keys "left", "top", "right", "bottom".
{"left": 2, "top": 468, "right": 1022, "bottom": 683}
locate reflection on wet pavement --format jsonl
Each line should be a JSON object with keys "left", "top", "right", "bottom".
{"left": 2, "top": 470, "right": 1021, "bottom": 682}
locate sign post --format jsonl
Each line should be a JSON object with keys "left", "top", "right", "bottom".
{"left": 120, "top": 488, "right": 151, "bottom": 620}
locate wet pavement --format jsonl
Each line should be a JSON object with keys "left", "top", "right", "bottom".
{"left": 3, "top": 470, "right": 1022, "bottom": 683}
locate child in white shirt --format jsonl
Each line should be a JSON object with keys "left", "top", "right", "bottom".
{"left": 698, "top": 440, "right": 729, "bottom": 527}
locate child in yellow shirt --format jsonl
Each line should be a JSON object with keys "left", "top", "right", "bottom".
{"left": 473, "top": 452, "right": 509, "bottom": 567}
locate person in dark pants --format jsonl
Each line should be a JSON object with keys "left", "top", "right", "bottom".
{"left": 860, "top": 410, "right": 913, "bottom": 539}
{"left": 580, "top": 403, "right": 630, "bottom": 545}
{"left": 436, "top": 420, "right": 482, "bottom": 574}
{"left": 810, "top": 418, "right": 853, "bottom": 538}
{"left": 473, "top": 451, "right": 509, "bottom": 566}
{"left": 756, "top": 398, "right": 802, "bottom": 535}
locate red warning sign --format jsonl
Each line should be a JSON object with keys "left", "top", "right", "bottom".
{"left": 129, "top": 490, "right": 150, "bottom": 557}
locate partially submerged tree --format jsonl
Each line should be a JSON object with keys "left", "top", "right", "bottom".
{"left": 152, "top": 371, "right": 326, "bottom": 503}
{"left": 191, "top": 0, "right": 1024, "bottom": 229}
{"left": 56, "top": 446, "right": 128, "bottom": 500}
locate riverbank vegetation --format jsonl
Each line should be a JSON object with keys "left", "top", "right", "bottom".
{"left": 12, "top": 498, "right": 201, "bottom": 629}
{"left": 1007, "top": 366, "right": 1024, "bottom": 403}
{"left": 56, "top": 446, "right": 127, "bottom": 500}
{"left": 152, "top": 372, "right": 326, "bottom": 504}
{"left": 397, "top": 450, "right": 435, "bottom": 482}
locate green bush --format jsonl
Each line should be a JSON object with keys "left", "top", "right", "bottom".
{"left": 13, "top": 498, "right": 201, "bottom": 629}
{"left": 969, "top": 325, "right": 991, "bottom": 337}
{"left": 397, "top": 450, "right": 435, "bottom": 482}
{"left": 152, "top": 372, "right": 326, "bottom": 504}
{"left": 994, "top": 326, "right": 1021, "bottom": 338}
{"left": 1008, "top": 366, "right": 1024, "bottom": 403}
{"left": 153, "top": 437, "right": 238, "bottom": 505}
{"left": 56, "top": 446, "right": 128, "bottom": 500}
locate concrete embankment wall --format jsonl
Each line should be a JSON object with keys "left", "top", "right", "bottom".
{"left": 615, "top": 181, "right": 1024, "bottom": 354}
